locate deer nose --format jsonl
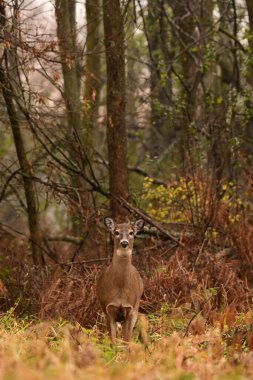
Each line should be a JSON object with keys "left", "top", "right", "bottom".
{"left": 120, "top": 240, "right": 129, "bottom": 248}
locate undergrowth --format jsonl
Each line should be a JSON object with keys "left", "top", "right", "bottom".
{"left": 1, "top": 173, "right": 253, "bottom": 378}
{"left": 141, "top": 173, "right": 251, "bottom": 225}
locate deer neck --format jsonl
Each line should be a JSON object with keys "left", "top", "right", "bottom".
{"left": 112, "top": 248, "right": 132, "bottom": 265}
{"left": 111, "top": 249, "right": 132, "bottom": 284}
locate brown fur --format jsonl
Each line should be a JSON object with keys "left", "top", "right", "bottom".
{"left": 96, "top": 219, "right": 144, "bottom": 343}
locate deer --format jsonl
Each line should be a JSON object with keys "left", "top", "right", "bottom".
{"left": 96, "top": 217, "right": 145, "bottom": 344}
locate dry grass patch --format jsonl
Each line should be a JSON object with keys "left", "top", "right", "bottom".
{"left": 0, "top": 308, "right": 253, "bottom": 380}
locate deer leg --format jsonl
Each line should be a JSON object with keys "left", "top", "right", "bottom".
{"left": 105, "top": 314, "right": 117, "bottom": 344}
{"left": 123, "top": 319, "right": 131, "bottom": 343}
{"left": 109, "top": 319, "right": 117, "bottom": 344}
{"left": 123, "top": 310, "right": 138, "bottom": 343}
{"left": 106, "top": 305, "right": 119, "bottom": 344}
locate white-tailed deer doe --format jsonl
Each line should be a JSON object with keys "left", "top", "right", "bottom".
{"left": 96, "top": 217, "right": 145, "bottom": 344}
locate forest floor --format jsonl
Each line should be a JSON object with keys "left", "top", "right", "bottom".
{"left": 1, "top": 216, "right": 253, "bottom": 380}
{"left": 1, "top": 307, "right": 253, "bottom": 380}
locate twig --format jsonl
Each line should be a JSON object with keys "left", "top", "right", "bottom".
{"left": 219, "top": 27, "right": 246, "bottom": 53}
{"left": 183, "top": 295, "right": 213, "bottom": 338}
{"left": 45, "top": 235, "right": 83, "bottom": 245}
{"left": 0, "top": 168, "right": 21, "bottom": 202}
{"left": 194, "top": 227, "right": 211, "bottom": 265}
{"left": 128, "top": 166, "right": 167, "bottom": 186}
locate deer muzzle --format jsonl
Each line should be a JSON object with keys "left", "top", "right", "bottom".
{"left": 120, "top": 240, "right": 129, "bottom": 249}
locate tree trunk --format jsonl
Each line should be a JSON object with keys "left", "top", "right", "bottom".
{"left": 208, "top": 0, "right": 235, "bottom": 188}
{"left": 84, "top": 0, "right": 101, "bottom": 143}
{"left": 0, "top": 3, "right": 41, "bottom": 265}
{"left": 147, "top": 0, "right": 172, "bottom": 158}
{"left": 246, "top": 0, "right": 253, "bottom": 90}
{"left": 125, "top": 3, "right": 138, "bottom": 133}
{"left": 244, "top": 0, "right": 253, "bottom": 162}
{"left": 55, "top": 0, "right": 82, "bottom": 143}
{"left": 55, "top": 0, "right": 91, "bottom": 235}
{"left": 103, "top": 0, "right": 129, "bottom": 221}
{"left": 0, "top": 71, "right": 41, "bottom": 265}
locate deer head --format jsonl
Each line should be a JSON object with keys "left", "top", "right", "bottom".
{"left": 104, "top": 218, "right": 145, "bottom": 258}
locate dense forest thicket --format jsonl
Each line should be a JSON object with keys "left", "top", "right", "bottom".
{"left": 1, "top": 0, "right": 253, "bottom": 357}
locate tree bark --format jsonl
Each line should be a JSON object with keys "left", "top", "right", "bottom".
{"left": 147, "top": 0, "right": 172, "bottom": 158}
{"left": 55, "top": 0, "right": 91, "bottom": 235}
{"left": 103, "top": 0, "right": 129, "bottom": 221}
{"left": 172, "top": 0, "right": 199, "bottom": 123}
{"left": 0, "top": 74, "right": 41, "bottom": 265}
{"left": 209, "top": 0, "right": 235, "bottom": 188}
{"left": 85, "top": 0, "right": 101, "bottom": 143}
{"left": 244, "top": 0, "right": 253, "bottom": 162}
{"left": 0, "top": 3, "right": 41, "bottom": 265}
{"left": 125, "top": 3, "right": 138, "bottom": 132}
{"left": 246, "top": 0, "right": 253, "bottom": 85}
{"left": 246, "top": 0, "right": 253, "bottom": 89}
{"left": 55, "top": 0, "right": 82, "bottom": 142}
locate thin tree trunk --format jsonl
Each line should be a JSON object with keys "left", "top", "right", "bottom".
{"left": 0, "top": 69, "right": 41, "bottom": 264}
{"left": 172, "top": 0, "right": 199, "bottom": 123}
{"left": 0, "top": 3, "right": 41, "bottom": 264}
{"left": 1, "top": 77, "right": 41, "bottom": 264}
{"left": 85, "top": 0, "right": 101, "bottom": 143}
{"left": 244, "top": 0, "right": 253, "bottom": 162}
{"left": 246, "top": 0, "right": 253, "bottom": 90}
{"left": 147, "top": 0, "right": 172, "bottom": 158}
{"left": 125, "top": 2, "right": 139, "bottom": 132}
{"left": 55, "top": 0, "right": 91, "bottom": 235}
{"left": 103, "top": 0, "right": 129, "bottom": 221}
{"left": 209, "top": 0, "right": 235, "bottom": 188}
{"left": 55, "top": 0, "right": 82, "bottom": 143}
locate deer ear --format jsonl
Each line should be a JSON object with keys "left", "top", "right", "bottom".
{"left": 134, "top": 219, "right": 145, "bottom": 234}
{"left": 104, "top": 217, "right": 115, "bottom": 232}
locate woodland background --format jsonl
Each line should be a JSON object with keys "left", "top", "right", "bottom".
{"left": 1, "top": 0, "right": 253, "bottom": 364}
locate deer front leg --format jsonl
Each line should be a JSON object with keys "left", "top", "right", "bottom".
{"left": 123, "top": 311, "right": 138, "bottom": 343}
{"left": 109, "top": 318, "right": 117, "bottom": 344}
{"left": 106, "top": 304, "right": 118, "bottom": 344}
{"left": 106, "top": 315, "right": 117, "bottom": 344}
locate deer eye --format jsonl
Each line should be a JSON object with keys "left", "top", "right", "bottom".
{"left": 129, "top": 231, "right": 134, "bottom": 236}
{"left": 115, "top": 231, "right": 120, "bottom": 236}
